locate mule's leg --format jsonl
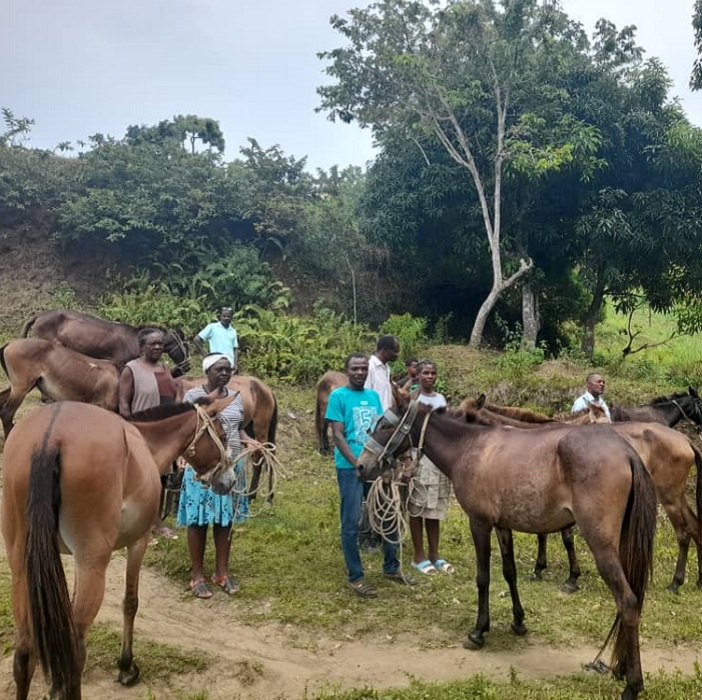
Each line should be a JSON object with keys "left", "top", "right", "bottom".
{"left": 10, "top": 571, "right": 36, "bottom": 700}
{"left": 533, "top": 533, "right": 547, "bottom": 581}
{"left": 0, "top": 387, "right": 30, "bottom": 437}
{"left": 495, "top": 527, "right": 527, "bottom": 636}
{"left": 560, "top": 526, "right": 581, "bottom": 594}
{"left": 464, "top": 518, "right": 492, "bottom": 650}
{"left": 117, "top": 536, "right": 149, "bottom": 686}
{"left": 658, "top": 500, "right": 697, "bottom": 592}
{"left": 70, "top": 552, "right": 113, "bottom": 695}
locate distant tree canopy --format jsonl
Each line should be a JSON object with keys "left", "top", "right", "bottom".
{"left": 3, "top": 1, "right": 702, "bottom": 358}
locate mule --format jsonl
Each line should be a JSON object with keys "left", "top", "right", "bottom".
{"left": 177, "top": 374, "right": 278, "bottom": 502}
{"left": 2, "top": 396, "right": 235, "bottom": 700}
{"left": 0, "top": 337, "right": 120, "bottom": 437}
{"left": 459, "top": 397, "right": 702, "bottom": 593}
{"left": 314, "top": 370, "right": 346, "bottom": 454}
{"left": 357, "top": 395, "right": 657, "bottom": 700}
{"left": 22, "top": 309, "right": 190, "bottom": 374}
{"left": 611, "top": 388, "right": 702, "bottom": 430}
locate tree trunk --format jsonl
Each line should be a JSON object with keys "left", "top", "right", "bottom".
{"left": 521, "top": 278, "right": 540, "bottom": 351}
{"left": 581, "top": 281, "right": 605, "bottom": 360}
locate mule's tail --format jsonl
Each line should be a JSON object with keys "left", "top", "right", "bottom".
{"left": 610, "top": 451, "right": 657, "bottom": 674}
{"left": 694, "top": 446, "right": 702, "bottom": 528}
{"left": 268, "top": 393, "right": 278, "bottom": 445}
{"left": 25, "top": 444, "right": 81, "bottom": 696}
{"left": 20, "top": 313, "right": 38, "bottom": 337}
{"left": 0, "top": 341, "right": 8, "bottom": 378}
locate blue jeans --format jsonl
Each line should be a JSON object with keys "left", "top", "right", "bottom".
{"left": 336, "top": 468, "right": 399, "bottom": 582}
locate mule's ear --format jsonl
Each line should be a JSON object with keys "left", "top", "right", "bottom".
{"left": 690, "top": 386, "right": 699, "bottom": 399}
{"left": 477, "top": 394, "right": 486, "bottom": 409}
{"left": 392, "top": 381, "right": 409, "bottom": 407}
{"left": 207, "top": 392, "right": 236, "bottom": 415}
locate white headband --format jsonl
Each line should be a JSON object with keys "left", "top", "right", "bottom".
{"left": 202, "top": 353, "right": 231, "bottom": 373}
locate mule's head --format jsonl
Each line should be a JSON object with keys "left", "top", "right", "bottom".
{"left": 686, "top": 386, "right": 702, "bottom": 432}
{"left": 164, "top": 328, "right": 191, "bottom": 376}
{"left": 186, "top": 395, "right": 240, "bottom": 495}
{"left": 356, "top": 396, "right": 418, "bottom": 481}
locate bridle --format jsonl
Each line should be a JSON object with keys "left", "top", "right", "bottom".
{"left": 165, "top": 330, "right": 190, "bottom": 374}
{"left": 186, "top": 405, "right": 230, "bottom": 486}
{"left": 363, "top": 400, "right": 432, "bottom": 467}
{"left": 670, "top": 398, "right": 702, "bottom": 431}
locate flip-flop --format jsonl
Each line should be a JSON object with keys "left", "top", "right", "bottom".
{"left": 412, "top": 560, "right": 438, "bottom": 575}
{"left": 190, "top": 578, "right": 213, "bottom": 599}
{"left": 211, "top": 574, "right": 240, "bottom": 595}
{"left": 433, "top": 559, "right": 455, "bottom": 574}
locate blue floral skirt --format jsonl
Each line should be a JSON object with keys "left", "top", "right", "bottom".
{"left": 177, "top": 462, "right": 249, "bottom": 528}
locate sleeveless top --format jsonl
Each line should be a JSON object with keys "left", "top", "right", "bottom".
{"left": 125, "top": 359, "right": 177, "bottom": 413}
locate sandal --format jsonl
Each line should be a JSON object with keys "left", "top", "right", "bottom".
{"left": 433, "top": 559, "right": 455, "bottom": 574}
{"left": 190, "top": 578, "right": 213, "bottom": 599}
{"left": 412, "top": 559, "right": 438, "bottom": 575}
{"left": 211, "top": 574, "right": 240, "bottom": 595}
{"left": 347, "top": 579, "right": 377, "bottom": 598}
{"left": 384, "top": 571, "right": 417, "bottom": 586}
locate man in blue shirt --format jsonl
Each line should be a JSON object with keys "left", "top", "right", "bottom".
{"left": 194, "top": 307, "right": 239, "bottom": 371}
{"left": 326, "top": 352, "right": 415, "bottom": 597}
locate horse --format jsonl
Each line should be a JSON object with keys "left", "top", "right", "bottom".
{"left": 610, "top": 387, "right": 702, "bottom": 431}
{"left": 2, "top": 396, "right": 236, "bottom": 700}
{"left": 0, "top": 337, "right": 120, "bottom": 437}
{"left": 314, "top": 370, "right": 347, "bottom": 454}
{"left": 177, "top": 374, "right": 278, "bottom": 502}
{"left": 357, "top": 395, "right": 657, "bottom": 700}
{"left": 21, "top": 308, "right": 191, "bottom": 375}
{"left": 459, "top": 396, "right": 702, "bottom": 593}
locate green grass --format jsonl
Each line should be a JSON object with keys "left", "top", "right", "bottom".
{"left": 3, "top": 305, "right": 702, "bottom": 698}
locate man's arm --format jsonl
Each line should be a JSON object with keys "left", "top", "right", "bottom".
{"left": 193, "top": 334, "right": 206, "bottom": 356}
{"left": 330, "top": 421, "right": 358, "bottom": 467}
{"left": 118, "top": 367, "right": 135, "bottom": 419}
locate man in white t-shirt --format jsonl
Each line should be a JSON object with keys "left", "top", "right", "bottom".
{"left": 364, "top": 334, "right": 400, "bottom": 411}
{"left": 572, "top": 372, "right": 611, "bottom": 419}
{"left": 194, "top": 307, "right": 239, "bottom": 371}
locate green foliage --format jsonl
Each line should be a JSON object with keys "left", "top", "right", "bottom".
{"left": 379, "top": 313, "right": 429, "bottom": 361}
{"left": 235, "top": 305, "right": 373, "bottom": 382}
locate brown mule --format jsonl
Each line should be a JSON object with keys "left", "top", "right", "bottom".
{"left": 459, "top": 397, "right": 702, "bottom": 593}
{"left": 2, "top": 397, "right": 235, "bottom": 700}
{"left": 0, "top": 337, "right": 120, "bottom": 437}
{"left": 358, "top": 395, "right": 657, "bottom": 700}
{"left": 314, "top": 370, "right": 346, "bottom": 455}
{"left": 21, "top": 308, "right": 190, "bottom": 373}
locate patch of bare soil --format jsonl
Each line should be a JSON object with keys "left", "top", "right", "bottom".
{"left": 0, "top": 546, "right": 700, "bottom": 700}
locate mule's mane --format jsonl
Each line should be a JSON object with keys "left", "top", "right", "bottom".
{"left": 128, "top": 402, "right": 195, "bottom": 423}
{"left": 650, "top": 392, "right": 687, "bottom": 406}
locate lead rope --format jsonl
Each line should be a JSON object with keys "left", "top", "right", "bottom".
{"left": 365, "top": 409, "right": 433, "bottom": 571}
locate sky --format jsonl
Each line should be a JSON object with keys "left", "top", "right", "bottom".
{"left": 1, "top": 0, "right": 700, "bottom": 172}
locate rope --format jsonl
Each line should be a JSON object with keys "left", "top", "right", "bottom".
{"left": 366, "top": 476, "right": 408, "bottom": 546}
{"left": 231, "top": 442, "right": 288, "bottom": 519}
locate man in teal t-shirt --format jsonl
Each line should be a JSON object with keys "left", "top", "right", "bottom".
{"left": 194, "top": 307, "right": 239, "bottom": 371}
{"left": 325, "top": 352, "right": 415, "bottom": 597}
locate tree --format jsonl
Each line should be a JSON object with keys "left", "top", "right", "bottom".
{"left": 692, "top": 1, "right": 702, "bottom": 90}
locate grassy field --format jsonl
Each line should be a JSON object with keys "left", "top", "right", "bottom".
{"left": 2, "top": 305, "right": 702, "bottom": 698}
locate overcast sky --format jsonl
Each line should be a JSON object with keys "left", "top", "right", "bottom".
{"left": 2, "top": 0, "right": 700, "bottom": 172}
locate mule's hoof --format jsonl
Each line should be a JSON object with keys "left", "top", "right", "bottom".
{"left": 511, "top": 621, "right": 528, "bottom": 636}
{"left": 530, "top": 571, "right": 544, "bottom": 582}
{"left": 666, "top": 582, "right": 681, "bottom": 594}
{"left": 463, "top": 631, "right": 484, "bottom": 650}
{"left": 117, "top": 663, "right": 140, "bottom": 687}
{"left": 559, "top": 581, "right": 579, "bottom": 594}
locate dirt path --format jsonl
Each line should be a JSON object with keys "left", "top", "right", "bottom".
{"left": 1, "top": 551, "right": 700, "bottom": 699}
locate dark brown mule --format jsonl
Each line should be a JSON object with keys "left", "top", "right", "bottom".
{"left": 22, "top": 309, "right": 190, "bottom": 374}
{"left": 460, "top": 397, "right": 702, "bottom": 593}
{"left": 358, "top": 396, "right": 657, "bottom": 700}
{"left": 2, "top": 397, "right": 235, "bottom": 700}
{"left": 0, "top": 338, "right": 120, "bottom": 437}
{"left": 177, "top": 374, "right": 278, "bottom": 501}
{"left": 611, "top": 388, "right": 702, "bottom": 431}
{"left": 314, "top": 370, "right": 346, "bottom": 454}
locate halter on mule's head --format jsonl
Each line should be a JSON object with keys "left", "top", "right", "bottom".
{"left": 186, "top": 404, "right": 236, "bottom": 494}
{"left": 357, "top": 399, "right": 430, "bottom": 481}
{"left": 163, "top": 329, "right": 191, "bottom": 375}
